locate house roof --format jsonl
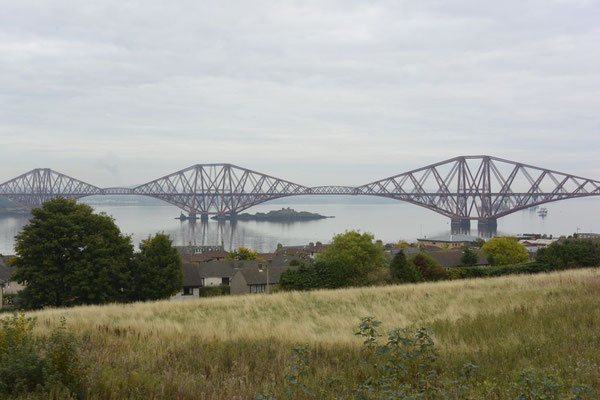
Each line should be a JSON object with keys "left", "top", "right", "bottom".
{"left": 426, "top": 250, "right": 488, "bottom": 268}
{"left": 181, "top": 250, "right": 230, "bottom": 263}
{"left": 235, "top": 265, "right": 295, "bottom": 286}
{"left": 182, "top": 260, "right": 268, "bottom": 286}
{"left": 417, "top": 234, "right": 480, "bottom": 243}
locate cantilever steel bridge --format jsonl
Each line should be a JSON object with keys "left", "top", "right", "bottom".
{"left": 1, "top": 156, "right": 599, "bottom": 227}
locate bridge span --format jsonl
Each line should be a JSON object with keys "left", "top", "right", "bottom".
{"left": 1, "top": 156, "right": 599, "bottom": 230}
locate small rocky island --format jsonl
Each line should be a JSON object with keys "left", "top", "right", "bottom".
{"left": 211, "top": 207, "right": 332, "bottom": 221}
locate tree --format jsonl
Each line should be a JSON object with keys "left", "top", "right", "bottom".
{"left": 316, "top": 231, "right": 386, "bottom": 286}
{"left": 480, "top": 237, "right": 529, "bottom": 266}
{"left": 390, "top": 250, "right": 422, "bottom": 283}
{"left": 536, "top": 238, "right": 600, "bottom": 270}
{"left": 12, "top": 198, "right": 134, "bottom": 309}
{"left": 131, "top": 233, "right": 182, "bottom": 301}
{"left": 460, "top": 246, "right": 478, "bottom": 266}
{"left": 410, "top": 253, "right": 449, "bottom": 281}
{"left": 226, "top": 247, "right": 261, "bottom": 261}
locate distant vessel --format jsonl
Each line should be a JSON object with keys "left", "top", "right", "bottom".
{"left": 537, "top": 207, "right": 548, "bottom": 217}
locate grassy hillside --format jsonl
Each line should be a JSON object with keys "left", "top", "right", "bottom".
{"left": 22, "top": 269, "right": 600, "bottom": 399}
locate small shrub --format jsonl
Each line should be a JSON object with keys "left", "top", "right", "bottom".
{"left": 0, "top": 313, "right": 86, "bottom": 397}
{"left": 0, "top": 313, "right": 45, "bottom": 395}
{"left": 198, "top": 285, "right": 230, "bottom": 297}
{"left": 44, "top": 317, "right": 86, "bottom": 394}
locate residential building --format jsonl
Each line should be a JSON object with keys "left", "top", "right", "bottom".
{"left": 172, "top": 255, "right": 305, "bottom": 299}
{"left": 426, "top": 250, "right": 488, "bottom": 269}
{"left": 276, "top": 242, "right": 330, "bottom": 259}
{"left": 416, "top": 234, "right": 480, "bottom": 249}
{"left": 230, "top": 265, "right": 295, "bottom": 294}
{"left": 574, "top": 232, "right": 600, "bottom": 240}
{"left": 174, "top": 244, "right": 225, "bottom": 255}
{"left": 180, "top": 250, "right": 230, "bottom": 264}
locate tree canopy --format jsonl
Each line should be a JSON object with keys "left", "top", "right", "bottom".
{"left": 460, "top": 246, "right": 478, "bottom": 266}
{"left": 410, "top": 253, "right": 449, "bottom": 281}
{"left": 536, "top": 238, "right": 600, "bottom": 269}
{"left": 480, "top": 237, "right": 529, "bottom": 266}
{"left": 226, "top": 247, "right": 261, "bottom": 261}
{"left": 390, "top": 250, "right": 422, "bottom": 283}
{"left": 316, "top": 231, "right": 386, "bottom": 285}
{"left": 131, "top": 233, "right": 183, "bottom": 301}
{"left": 12, "top": 198, "right": 134, "bottom": 309}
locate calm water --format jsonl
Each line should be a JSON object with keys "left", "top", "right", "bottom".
{"left": 1, "top": 197, "right": 599, "bottom": 254}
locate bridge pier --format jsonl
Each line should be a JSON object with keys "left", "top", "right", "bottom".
{"left": 477, "top": 219, "right": 497, "bottom": 238}
{"left": 450, "top": 218, "right": 471, "bottom": 234}
{"left": 199, "top": 213, "right": 209, "bottom": 222}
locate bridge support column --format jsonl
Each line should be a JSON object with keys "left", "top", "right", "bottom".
{"left": 450, "top": 218, "right": 471, "bottom": 234}
{"left": 477, "top": 219, "right": 497, "bottom": 238}
{"left": 199, "top": 213, "right": 209, "bottom": 222}
{"left": 186, "top": 212, "right": 198, "bottom": 221}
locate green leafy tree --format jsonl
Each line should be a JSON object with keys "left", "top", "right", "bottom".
{"left": 226, "top": 247, "right": 261, "bottom": 261}
{"left": 131, "top": 233, "right": 183, "bottom": 301}
{"left": 12, "top": 199, "right": 134, "bottom": 309}
{"left": 536, "top": 238, "right": 600, "bottom": 270}
{"left": 411, "top": 253, "right": 449, "bottom": 281}
{"left": 460, "top": 246, "right": 478, "bottom": 266}
{"left": 390, "top": 250, "right": 423, "bottom": 283}
{"left": 481, "top": 237, "right": 529, "bottom": 266}
{"left": 316, "top": 231, "right": 386, "bottom": 286}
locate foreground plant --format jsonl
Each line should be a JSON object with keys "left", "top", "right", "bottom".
{"left": 0, "top": 314, "right": 85, "bottom": 397}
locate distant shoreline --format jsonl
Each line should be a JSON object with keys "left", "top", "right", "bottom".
{"left": 0, "top": 209, "right": 30, "bottom": 217}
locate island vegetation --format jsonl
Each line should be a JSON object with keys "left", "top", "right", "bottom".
{"left": 211, "top": 207, "right": 331, "bottom": 221}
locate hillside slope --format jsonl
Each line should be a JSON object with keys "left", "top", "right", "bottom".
{"left": 25, "top": 269, "right": 600, "bottom": 399}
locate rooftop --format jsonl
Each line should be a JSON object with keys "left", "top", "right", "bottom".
{"left": 235, "top": 265, "right": 296, "bottom": 285}
{"left": 417, "top": 234, "right": 480, "bottom": 243}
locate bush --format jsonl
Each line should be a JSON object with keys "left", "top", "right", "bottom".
{"left": 390, "top": 250, "right": 423, "bottom": 283}
{"left": 316, "top": 231, "right": 386, "bottom": 286}
{"left": 410, "top": 253, "right": 449, "bottom": 281}
{"left": 198, "top": 285, "right": 230, "bottom": 297}
{"left": 536, "top": 239, "right": 600, "bottom": 270}
{"left": 0, "top": 314, "right": 45, "bottom": 395}
{"left": 481, "top": 237, "right": 529, "bottom": 266}
{"left": 0, "top": 314, "right": 85, "bottom": 397}
{"left": 450, "top": 262, "right": 550, "bottom": 280}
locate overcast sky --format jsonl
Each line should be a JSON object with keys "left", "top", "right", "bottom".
{"left": 1, "top": 0, "right": 599, "bottom": 187}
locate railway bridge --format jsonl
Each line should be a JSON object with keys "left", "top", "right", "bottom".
{"left": 1, "top": 156, "right": 599, "bottom": 230}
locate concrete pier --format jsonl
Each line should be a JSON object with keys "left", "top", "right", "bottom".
{"left": 450, "top": 218, "right": 471, "bottom": 234}
{"left": 477, "top": 218, "right": 497, "bottom": 237}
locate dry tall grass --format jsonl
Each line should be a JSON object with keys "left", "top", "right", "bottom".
{"left": 17, "top": 268, "right": 600, "bottom": 399}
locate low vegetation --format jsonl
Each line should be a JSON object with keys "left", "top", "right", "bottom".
{"left": 5, "top": 268, "right": 599, "bottom": 399}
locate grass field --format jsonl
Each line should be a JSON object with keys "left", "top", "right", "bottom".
{"left": 21, "top": 268, "right": 600, "bottom": 399}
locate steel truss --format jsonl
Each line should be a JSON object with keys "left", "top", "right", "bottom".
{"left": 1, "top": 156, "right": 599, "bottom": 220}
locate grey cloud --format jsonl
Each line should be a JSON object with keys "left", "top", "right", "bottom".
{"left": 0, "top": 0, "right": 599, "bottom": 186}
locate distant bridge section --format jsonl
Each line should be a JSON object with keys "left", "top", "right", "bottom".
{"left": 1, "top": 156, "right": 600, "bottom": 225}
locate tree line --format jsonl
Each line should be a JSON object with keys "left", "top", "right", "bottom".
{"left": 280, "top": 231, "right": 600, "bottom": 290}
